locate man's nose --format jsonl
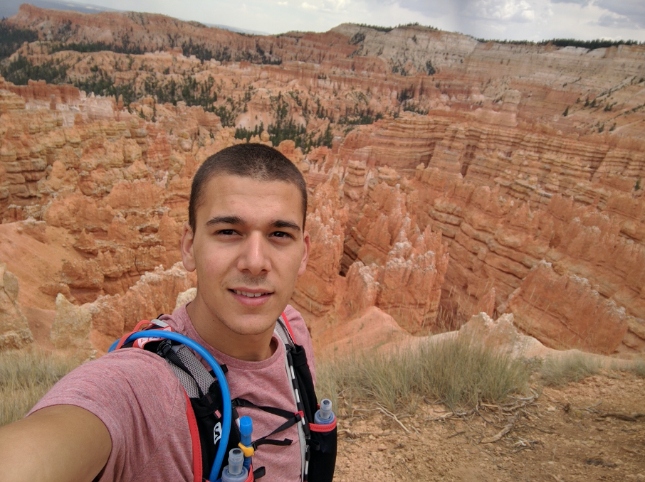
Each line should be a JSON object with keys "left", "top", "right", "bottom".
{"left": 237, "top": 232, "right": 271, "bottom": 274}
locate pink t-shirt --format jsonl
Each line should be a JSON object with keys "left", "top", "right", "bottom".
{"left": 30, "top": 304, "right": 316, "bottom": 482}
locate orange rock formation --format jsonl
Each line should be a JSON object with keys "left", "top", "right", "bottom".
{"left": 1, "top": 5, "right": 644, "bottom": 357}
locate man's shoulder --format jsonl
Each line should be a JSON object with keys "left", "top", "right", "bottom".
{"left": 29, "top": 346, "right": 185, "bottom": 424}
{"left": 282, "top": 304, "right": 310, "bottom": 342}
{"left": 54, "top": 349, "right": 179, "bottom": 394}
{"left": 30, "top": 342, "right": 193, "bottom": 481}
{"left": 158, "top": 303, "right": 191, "bottom": 333}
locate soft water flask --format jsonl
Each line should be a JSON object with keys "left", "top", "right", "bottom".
{"left": 221, "top": 448, "right": 249, "bottom": 482}
{"left": 314, "top": 398, "right": 335, "bottom": 424}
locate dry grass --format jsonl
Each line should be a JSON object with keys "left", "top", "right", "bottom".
{"left": 3, "top": 337, "right": 638, "bottom": 430}
{"left": 317, "top": 336, "right": 533, "bottom": 413}
{"left": 611, "top": 358, "right": 645, "bottom": 378}
{"left": 0, "top": 348, "right": 84, "bottom": 426}
{"left": 539, "top": 351, "right": 601, "bottom": 387}
{"left": 632, "top": 359, "right": 645, "bottom": 378}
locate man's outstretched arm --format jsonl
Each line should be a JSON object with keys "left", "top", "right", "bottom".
{"left": 0, "top": 405, "right": 111, "bottom": 482}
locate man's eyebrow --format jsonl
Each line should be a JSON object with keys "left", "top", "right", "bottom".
{"left": 273, "top": 220, "right": 302, "bottom": 232}
{"left": 204, "top": 216, "right": 301, "bottom": 232}
{"left": 205, "top": 215, "right": 243, "bottom": 226}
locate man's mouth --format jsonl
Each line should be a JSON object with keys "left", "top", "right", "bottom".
{"left": 231, "top": 290, "right": 272, "bottom": 298}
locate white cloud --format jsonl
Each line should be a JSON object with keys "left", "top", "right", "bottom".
{"left": 471, "top": 0, "right": 536, "bottom": 21}
{"left": 515, "top": 1, "right": 535, "bottom": 21}
{"left": 298, "top": 0, "right": 353, "bottom": 13}
{"left": 326, "top": 0, "right": 350, "bottom": 10}
{"left": 596, "top": 0, "right": 645, "bottom": 28}
{"left": 550, "top": 0, "right": 590, "bottom": 4}
{"left": 597, "top": 12, "right": 640, "bottom": 29}
{"left": 31, "top": 0, "right": 645, "bottom": 41}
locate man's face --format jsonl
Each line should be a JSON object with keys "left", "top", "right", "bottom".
{"left": 181, "top": 174, "right": 309, "bottom": 340}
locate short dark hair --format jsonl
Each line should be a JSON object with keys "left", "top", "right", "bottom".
{"left": 188, "top": 143, "right": 308, "bottom": 232}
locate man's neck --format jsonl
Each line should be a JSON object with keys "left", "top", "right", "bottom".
{"left": 186, "top": 302, "right": 277, "bottom": 361}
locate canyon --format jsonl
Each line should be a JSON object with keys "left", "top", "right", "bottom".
{"left": 0, "top": 5, "right": 644, "bottom": 360}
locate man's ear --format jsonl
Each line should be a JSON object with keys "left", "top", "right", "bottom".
{"left": 180, "top": 223, "right": 196, "bottom": 272}
{"left": 298, "top": 231, "right": 310, "bottom": 276}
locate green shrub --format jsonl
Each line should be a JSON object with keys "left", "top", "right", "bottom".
{"left": 0, "top": 22, "right": 38, "bottom": 60}
{"left": 355, "top": 24, "right": 393, "bottom": 33}
{"left": 539, "top": 352, "right": 600, "bottom": 386}
{"left": 0, "top": 55, "right": 68, "bottom": 85}
{"left": 317, "top": 337, "right": 532, "bottom": 413}
{"left": 625, "top": 359, "right": 645, "bottom": 378}
{"left": 634, "top": 360, "right": 645, "bottom": 377}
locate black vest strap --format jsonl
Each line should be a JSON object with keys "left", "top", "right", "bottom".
{"left": 233, "top": 397, "right": 297, "bottom": 420}
{"left": 233, "top": 397, "right": 299, "bottom": 449}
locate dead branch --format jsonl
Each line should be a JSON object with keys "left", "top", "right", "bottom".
{"left": 511, "top": 389, "right": 540, "bottom": 402}
{"left": 426, "top": 412, "right": 454, "bottom": 422}
{"left": 480, "top": 413, "right": 519, "bottom": 444}
{"left": 500, "top": 390, "right": 540, "bottom": 412}
{"left": 452, "top": 409, "right": 476, "bottom": 418}
{"left": 502, "top": 399, "right": 538, "bottom": 412}
{"left": 375, "top": 403, "right": 411, "bottom": 434}
{"left": 480, "top": 403, "right": 500, "bottom": 410}
{"left": 475, "top": 407, "right": 496, "bottom": 424}
{"left": 580, "top": 401, "right": 602, "bottom": 413}
{"left": 512, "top": 438, "right": 541, "bottom": 453}
{"left": 597, "top": 412, "right": 645, "bottom": 422}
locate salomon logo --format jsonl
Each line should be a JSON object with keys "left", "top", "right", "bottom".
{"left": 213, "top": 422, "right": 222, "bottom": 445}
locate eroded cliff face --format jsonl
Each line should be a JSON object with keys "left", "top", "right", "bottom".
{"left": 51, "top": 263, "right": 196, "bottom": 353}
{"left": 0, "top": 262, "right": 33, "bottom": 350}
{"left": 1, "top": 6, "right": 644, "bottom": 356}
{"left": 0, "top": 78, "right": 231, "bottom": 349}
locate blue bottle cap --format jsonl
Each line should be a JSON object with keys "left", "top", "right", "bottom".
{"left": 239, "top": 415, "right": 253, "bottom": 437}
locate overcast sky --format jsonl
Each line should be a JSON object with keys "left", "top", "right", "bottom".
{"left": 8, "top": 0, "right": 645, "bottom": 42}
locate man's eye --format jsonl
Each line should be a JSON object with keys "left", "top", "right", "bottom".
{"left": 272, "top": 231, "right": 293, "bottom": 239}
{"left": 216, "top": 229, "right": 237, "bottom": 236}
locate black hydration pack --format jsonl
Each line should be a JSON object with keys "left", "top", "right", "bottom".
{"left": 114, "top": 313, "right": 337, "bottom": 482}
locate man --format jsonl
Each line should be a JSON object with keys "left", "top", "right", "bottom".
{"left": 0, "top": 143, "right": 314, "bottom": 481}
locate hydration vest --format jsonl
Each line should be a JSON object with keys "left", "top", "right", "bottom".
{"left": 113, "top": 313, "right": 337, "bottom": 482}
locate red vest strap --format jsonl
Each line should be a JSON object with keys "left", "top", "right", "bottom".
{"left": 113, "top": 320, "right": 152, "bottom": 350}
{"left": 244, "top": 466, "right": 255, "bottom": 482}
{"left": 184, "top": 391, "right": 203, "bottom": 482}
{"left": 280, "top": 311, "right": 297, "bottom": 343}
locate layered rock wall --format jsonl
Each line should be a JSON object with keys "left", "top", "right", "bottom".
{"left": 404, "top": 164, "right": 645, "bottom": 354}
{"left": 507, "top": 262, "right": 630, "bottom": 354}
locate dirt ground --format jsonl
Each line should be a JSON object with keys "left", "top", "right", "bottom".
{"left": 334, "top": 371, "right": 645, "bottom": 481}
